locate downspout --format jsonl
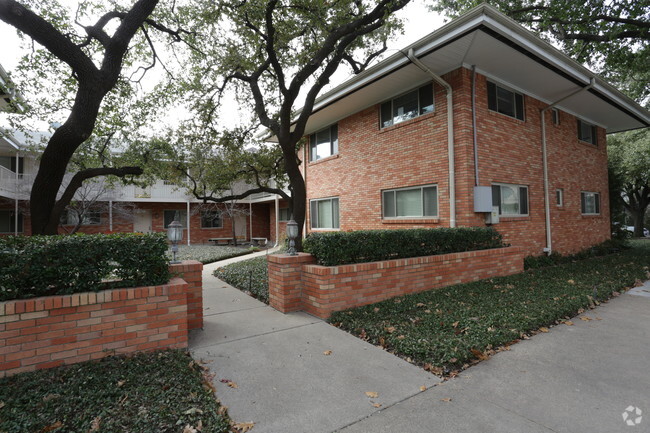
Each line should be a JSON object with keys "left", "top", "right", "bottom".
{"left": 249, "top": 202, "right": 253, "bottom": 242}
{"left": 109, "top": 200, "right": 113, "bottom": 232}
{"left": 405, "top": 48, "right": 456, "bottom": 227}
{"left": 541, "top": 78, "right": 595, "bottom": 254}
{"left": 186, "top": 201, "right": 191, "bottom": 246}
{"left": 274, "top": 195, "right": 280, "bottom": 247}
{"left": 471, "top": 66, "right": 479, "bottom": 186}
{"left": 14, "top": 150, "right": 18, "bottom": 236}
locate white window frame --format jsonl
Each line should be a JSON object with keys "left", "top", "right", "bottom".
{"left": 309, "top": 124, "right": 338, "bottom": 162}
{"left": 580, "top": 191, "right": 600, "bottom": 215}
{"left": 382, "top": 184, "right": 438, "bottom": 219}
{"left": 556, "top": 188, "right": 563, "bottom": 207}
{"left": 380, "top": 83, "right": 434, "bottom": 128}
{"left": 577, "top": 119, "right": 597, "bottom": 145}
{"left": 492, "top": 183, "right": 529, "bottom": 217}
{"left": 487, "top": 80, "right": 525, "bottom": 121}
{"left": 310, "top": 197, "right": 340, "bottom": 230}
{"left": 200, "top": 211, "right": 223, "bottom": 229}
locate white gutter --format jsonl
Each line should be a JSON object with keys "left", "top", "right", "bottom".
{"left": 274, "top": 195, "right": 280, "bottom": 247}
{"left": 406, "top": 48, "right": 456, "bottom": 227}
{"left": 540, "top": 78, "right": 595, "bottom": 254}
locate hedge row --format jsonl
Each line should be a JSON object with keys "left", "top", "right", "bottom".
{"left": 0, "top": 233, "right": 170, "bottom": 301}
{"left": 303, "top": 227, "right": 505, "bottom": 266}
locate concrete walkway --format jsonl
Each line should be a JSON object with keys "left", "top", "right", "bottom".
{"left": 191, "top": 251, "right": 439, "bottom": 433}
{"left": 191, "top": 255, "right": 650, "bottom": 433}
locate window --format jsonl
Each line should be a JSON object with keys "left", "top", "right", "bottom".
{"left": 581, "top": 192, "right": 600, "bottom": 215}
{"left": 382, "top": 185, "right": 438, "bottom": 218}
{"left": 0, "top": 210, "right": 23, "bottom": 233}
{"left": 556, "top": 189, "right": 563, "bottom": 207}
{"left": 310, "top": 197, "right": 339, "bottom": 229}
{"left": 551, "top": 108, "right": 560, "bottom": 125}
{"left": 60, "top": 210, "right": 101, "bottom": 226}
{"left": 0, "top": 156, "right": 23, "bottom": 174}
{"left": 310, "top": 124, "right": 338, "bottom": 161}
{"left": 201, "top": 211, "right": 222, "bottom": 228}
{"left": 487, "top": 81, "right": 525, "bottom": 120}
{"left": 278, "top": 208, "right": 291, "bottom": 222}
{"left": 492, "top": 183, "right": 529, "bottom": 216}
{"left": 577, "top": 119, "right": 597, "bottom": 145}
{"left": 163, "top": 210, "right": 187, "bottom": 228}
{"left": 380, "top": 83, "right": 434, "bottom": 128}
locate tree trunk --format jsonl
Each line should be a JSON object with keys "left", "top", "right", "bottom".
{"left": 631, "top": 208, "right": 647, "bottom": 237}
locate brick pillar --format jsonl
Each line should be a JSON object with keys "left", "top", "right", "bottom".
{"left": 267, "top": 253, "right": 315, "bottom": 313}
{"left": 169, "top": 260, "right": 203, "bottom": 330}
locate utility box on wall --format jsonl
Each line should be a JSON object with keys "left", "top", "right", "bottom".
{"left": 474, "top": 186, "right": 493, "bottom": 213}
{"left": 485, "top": 206, "right": 500, "bottom": 224}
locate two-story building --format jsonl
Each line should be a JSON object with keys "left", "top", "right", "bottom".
{"left": 288, "top": 4, "right": 649, "bottom": 256}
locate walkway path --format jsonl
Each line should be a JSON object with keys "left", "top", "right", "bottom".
{"left": 191, "top": 251, "right": 439, "bottom": 433}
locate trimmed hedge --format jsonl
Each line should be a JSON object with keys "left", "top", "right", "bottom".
{"left": 0, "top": 233, "right": 170, "bottom": 301}
{"left": 303, "top": 227, "right": 505, "bottom": 266}
{"left": 523, "top": 238, "right": 629, "bottom": 269}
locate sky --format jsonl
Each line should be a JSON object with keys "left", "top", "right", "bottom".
{"left": 0, "top": 0, "right": 447, "bottom": 131}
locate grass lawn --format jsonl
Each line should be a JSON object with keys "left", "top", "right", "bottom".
{"left": 330, "top": 240, "right": 650, "bottom": 375}
{"left": 214, "top": 256, "right": 269, "bottom": 303}
{"left": 167, "top": 244, "right": 257, "bottom": 264}
{"left": 0, "top": 350, "right": 231, "bottom": 433}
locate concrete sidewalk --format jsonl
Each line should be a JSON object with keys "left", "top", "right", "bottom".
{"left": 191, "top": 253, "right": 439, "bottom": 433}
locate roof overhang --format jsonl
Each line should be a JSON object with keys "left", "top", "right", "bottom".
{"left": 294, "top": 4, "right": 649, "bottom": 138}
{"left": 0, "top": 64, "right": 27, "bottom": 114}
{"left": 0, "top": 129, "right": 21, "bottom": 153}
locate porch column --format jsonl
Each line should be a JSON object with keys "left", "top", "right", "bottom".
{"left": 186, "top": 201, "right": 191, "bottom": 245}
{"left": 274, "top": 195, "right": 280, "bottom": 245}
{"left": 249, "top": 202, "right": 253, "bottom": 241}
{"left": 109, "top": 200, "right": 113, "bottom": 231}
{"left": 14, "top": 151, "right": 18, "bottom": 236}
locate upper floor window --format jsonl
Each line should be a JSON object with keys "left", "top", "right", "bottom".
{"left": 278, "top": 208, "right": 291, "bottom": 222}
{"left": 380, "top": 83, "right": 434, "bottom": 128}
{"left": 551, "top": 108, "right": 560, "bottom": 125}
{"left": 310, "top": 197, "right": 339, "bottom": 229}
{"left": 581, "top": 191, "right": 600, "bottom": 215}
{"left": 201, "top": 211, "right": 222, "bottom": 228}
{"left": 382, "top": 184, "right": 438, "bottom": 218}
{"left": 577, "top": 119, "right": 597, "bottom": 145}
{"left": 487, "top": 81, "right": 525, "bottom": 121}
{"left": 556, "top": 188, "right": 564, "bottom": 207}
{"left": 310, "top": 124, "right": 338, "bottom": 162}
{"left": 0, "top": 156, "right": 23, "bottom": 174}
{"left": 492, "top": 183, "right": 528, "bottom": 216}
{"left": 164, "top": 210, "right": 187, "bottom": 228}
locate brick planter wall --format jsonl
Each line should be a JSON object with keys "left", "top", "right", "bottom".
{"left": 0, "top": 261, "right": 203, "bottom": 378}
{"left": 268, "top": 247, "right": 523, "bottom": 319}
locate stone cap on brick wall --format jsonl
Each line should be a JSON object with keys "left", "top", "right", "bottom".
{"left": 267, "top": 253, "right": 316, "bottom": 265}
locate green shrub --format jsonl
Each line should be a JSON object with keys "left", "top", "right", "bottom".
{"left": 524, "top": 238, "right": 629, "bottom": 269}
{"left": 215, "top": 256, "right": 269, "bottom": 303}
{"left": 303, "top": 227, "right": 505, "bottom": 266}
{"left": 0, "top": 233, "right": 170, "bottom": 301}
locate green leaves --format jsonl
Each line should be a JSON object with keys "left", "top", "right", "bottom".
{"left": 0, "top": 233, "right": 170, "bottom": 301}
{"left": 303, "top": 227, "right": 505, "bottom": 266}
{"left": 215, "top": 257, "right": 269, "bottom": 303}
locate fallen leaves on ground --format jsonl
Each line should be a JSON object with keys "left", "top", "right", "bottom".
{"left": 89, "top": 416, "right": 101, "bottom": 432}
{"left": 385, "top": 326, "right": 396, "bottom": 334}
{"left": 539, "top": 327, "right": 549, "bottom": 333}
{"left": 227, "top": 381, "right": 239, "bottom": 389}
{"left": 470, "top": 349, "right": 489, "bottom": 361}
{"left": 441, "top": 398, "right": 452, "bottom": 402}
{"left": 40, "top": 421, "right": 63, "bottom": 432}
{"left": 564, "top": 321, "right": 574, "bottom": 326}
{"left": 182, "top": 424, "right": 197, "bottom": 433}
{"left": 365, "top": 391, "right": 379, "bottom": 398}
{"left": 323, "top": 350, "right": 332, "bottom": 356}
{"left": 580, "top": 316, "right": 592, "bottom": 321}
{"left": 372, "top": 403, "right": 382, "bottom": 408}
{"left": 419, "top": 386, "right": 427, "bottom": 392}
{"left": 232, "top": 421, "right": 255, "bottom": 432}
{"left": 184, "top": 407, "right": 204, "bottom": 415}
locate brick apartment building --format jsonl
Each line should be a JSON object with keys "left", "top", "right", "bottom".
{"left": 2, "top": 5, "right": 649, "bottom": 256}
{"left": 294, "top": 4, "right": 649, "bottom": 256}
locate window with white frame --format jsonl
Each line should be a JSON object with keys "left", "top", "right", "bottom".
{"left": 581, "top": 192, "right": 600, "bottom": 215}
{"left": 163, "top": 210, "right": 187, "bottom": 228}
{"left": 278, "top": 208, "right": 291, "bottom": 221}
{"left": 380, "top": 83, "right": 434, "bottom": 128}
{"left": 382, "top": 184, "right": 438, "bottom": 218}
{"left": 492, "top": 183, "right": 529, "bottom": 216}
{"left": 310, "top": 124, "right": 338, "bottom": 162}
{"left": 0, "top": 210, "right": 23, "bottom": 233}
{"left": 60, "top": 209, "right": 101, "bottom": 226}
{"left": 487, "top": 81, "right": 525, "bottom": 121}
{"left": 577, "top": 119, "right": 597, "bottom": 145}
{"left": 556, "top": 188, "right": 564, "bottom": 207}
{"left": 200, "top": 211, "right": 222, "bottom": 228}
{"left": 310, "top": 197, "right": 339, "bottom": 229}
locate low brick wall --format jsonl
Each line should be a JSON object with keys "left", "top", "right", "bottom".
{"left": 0, "top": 261, "right": 203, "bottom": 378}
{"left": 268, "top": 247, "right": 523, "bottom": 319}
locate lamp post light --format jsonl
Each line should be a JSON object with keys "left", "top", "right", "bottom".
{"left": 167, "top": 220, "right": 184, "bottom": 264}
{"left": 286, "top": 218, "right": 299, "bottom": 256}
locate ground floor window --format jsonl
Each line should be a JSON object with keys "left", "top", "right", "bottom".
{"left": 310, "top": 197, "right": 339, "bottom": 229}
{"left": 492, "top": 183, "right": 529, "bottom": 216}
{"left": 0, "top": 210, "right": 23, "bottom": 233}
{"left": 164, "top": 210, "right": 188, "bottom": 228}
{"left": 60, "top": 210, "right": 101, "bottom": 226}
{"left": 382, "top": 184, "right": 438, "bottom": 218}
{"left": 581, "top": 191, "right": 600, "bottom": 215}
{"left": 201, "top": 211, "right": 223, "bottom": 228}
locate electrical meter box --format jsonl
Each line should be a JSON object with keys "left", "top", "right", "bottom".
{"left": 485, "top": 206, "right": 500, "bottom": 224}
{"left": 474, "top": 186, "right": 493, "bottom": 213}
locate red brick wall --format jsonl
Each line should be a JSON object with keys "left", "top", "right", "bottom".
{"left": 251, "top": 203, "right": 271, "bottom": 241}
{"left": 301, "top": 66, "right": 610, "bottom": 256}
{"left": 268, "top": 247, "right": 523, "bottom": 319}
{"left": 0, "top": 261, "right": 203, "bottom": 377}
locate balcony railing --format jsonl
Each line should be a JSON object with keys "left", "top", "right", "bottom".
{"left": 0, "top": 165, "right": 33, "bottom": 199}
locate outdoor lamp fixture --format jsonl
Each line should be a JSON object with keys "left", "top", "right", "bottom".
{"left": 167, "top": 220, "right": 184, "bottom": 264}
{"left": 286, "top": 218, "right": 299, "bottom": 256}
